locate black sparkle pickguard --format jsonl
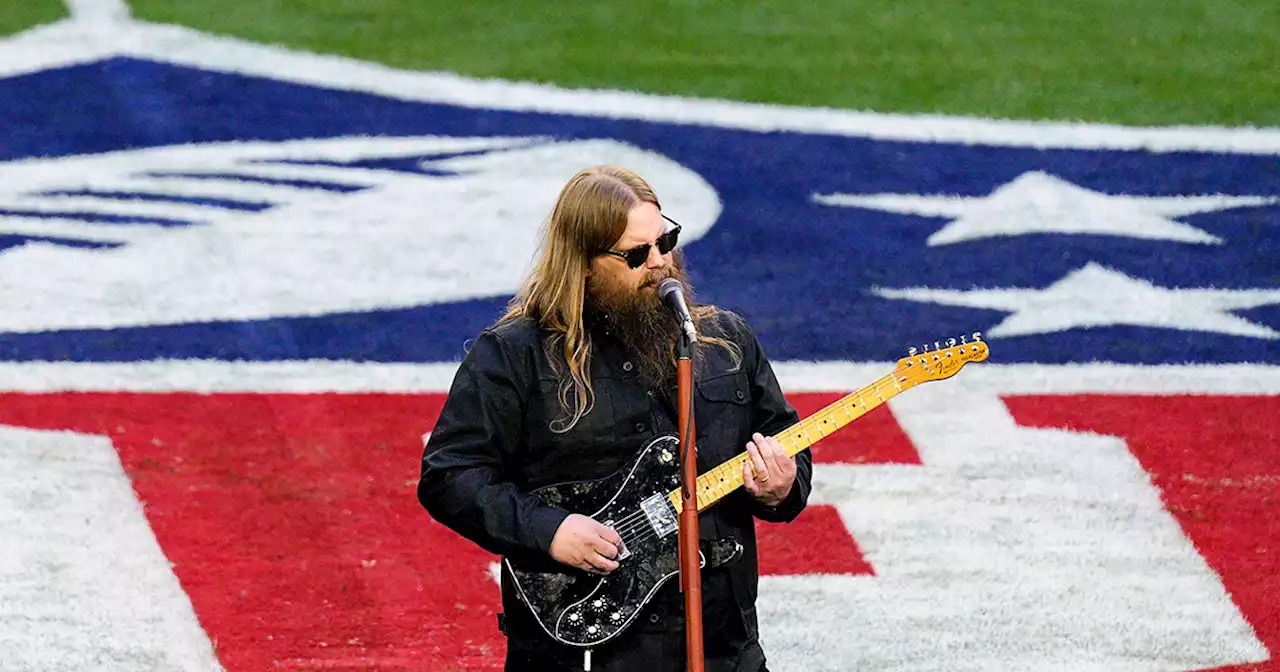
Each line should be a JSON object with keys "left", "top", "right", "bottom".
{"left": 501, "top": 339, "right": 992, "bottom": 647}
{"left": 504, "top": 435, "right": 690, "bottom": 647}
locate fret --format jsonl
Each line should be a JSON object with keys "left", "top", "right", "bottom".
{"left": 701, "top": 381, "right": 903, "bottom": 512}
{"left": 703, "top": 487, "right": 716, "bottom": 505}
{"left": 706, "top": 466, "right": 721, "bottom": 490}
{"left": 666, "top": 341, "right": 989, "bottom": 514}
{"left": 727, "top": 462, "right": 742, "bottom": 483}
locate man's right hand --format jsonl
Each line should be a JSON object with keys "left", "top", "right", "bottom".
{"left": 549, "top": 514, "right": 622, "bottom": 574}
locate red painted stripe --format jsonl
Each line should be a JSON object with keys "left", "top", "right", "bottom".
{"left": 1006, "top": 394, "right": 1279, "bottom": 670}
{"left": 0, "top": 389, "right": 914, "bottom": 668}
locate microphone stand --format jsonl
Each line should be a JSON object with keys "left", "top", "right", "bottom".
{"left": 675, "top": 326, "right": 705, "bottom": 672}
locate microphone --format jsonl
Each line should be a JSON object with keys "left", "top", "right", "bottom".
{"left": 658, "top": 278, "right": 698, "bottom": 342}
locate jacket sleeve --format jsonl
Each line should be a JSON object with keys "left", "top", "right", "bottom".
{"left": 417, "top": 329, "right": 569, "bottom": 565}
{"left": 740, "top": 319, "right": 812, "bottom": 523}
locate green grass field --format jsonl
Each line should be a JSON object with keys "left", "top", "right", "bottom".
{"left": 5, "top": 1, "right": 1279, "bottom": 127}
{"left": 0, "top": 0, "right": 64, "bottom": 36}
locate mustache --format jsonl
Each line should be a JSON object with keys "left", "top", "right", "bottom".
{"left": 642, "top": 268, "right": 677, "bottom": 286}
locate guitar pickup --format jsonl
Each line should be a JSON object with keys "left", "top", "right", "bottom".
{"left": 640, "top": 494, "right": 679, "bottom": 537}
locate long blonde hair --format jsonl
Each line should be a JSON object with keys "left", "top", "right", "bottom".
{"left": 504, "top": 166, "right": 651, "bottom": 431}
{"left": 504, "top": 165, "right": 738, "bottom": 432}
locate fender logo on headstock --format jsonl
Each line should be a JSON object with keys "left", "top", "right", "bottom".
{"left": 898, "top": 332, "right": 990, "bottom": 385}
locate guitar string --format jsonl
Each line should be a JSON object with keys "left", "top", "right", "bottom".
{"left": 604, "top": 374, "right": 910, "bottom": 549}
{"left": 608, "top": 377, "right": 903, "bottom": 549}
{"left": 541, "top": 354, "right": 980, "bottom": 629}
{"left": 582, "top": 368, "right": 945, "bottom": 557}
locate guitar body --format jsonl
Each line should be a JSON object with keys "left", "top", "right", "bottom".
{"left": 504, "top": 435, "right": 688, "bottom": 648}
{"left": 503, "top": 334, "right": 989, "bottom": 648}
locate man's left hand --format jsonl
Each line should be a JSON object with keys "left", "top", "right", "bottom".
{"left": 742, "top": 432, "right": 796, "bottom": 507}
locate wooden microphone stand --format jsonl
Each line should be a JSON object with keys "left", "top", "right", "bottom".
{"left": 675, "top": 330, "right": 705, "bottom": 672}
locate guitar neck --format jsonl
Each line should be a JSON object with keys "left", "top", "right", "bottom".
{"left": 667, "top": 370, "right": 914, "bottom": 514}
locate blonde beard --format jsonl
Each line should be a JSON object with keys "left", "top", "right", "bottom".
{"left": 584, "top": 264, "right": 688, "bottom": 391}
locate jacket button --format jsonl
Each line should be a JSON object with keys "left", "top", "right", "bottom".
{"left": 622, "top": 361, "right": 634, "bottom": 372}
{"left": 648, "top": 613, "right": 661, "bottom": 624}
{"left": 735, "top": 389, "right": 745, "bottom": 401}
{"left": 634, "top": 422, "right": 646, "bottom": 433}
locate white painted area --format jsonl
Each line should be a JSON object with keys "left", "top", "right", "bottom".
{"left": 0, "top": 137, "right": 721, "bottom": 332}
{"left": 1, "top": 360, "right": 1278, "bottom": 396}
{"left": 0, "top": 425, "right": 222, "bottom": 671}
{"left": 0, "top": 20, "right": 1276, "bottom": 154}
{"left": 0, "top": 360, "right": 463, "bottom": 393}
{"left": 759, "top": 389, "right": 1269, "bottom": 671}
{"left": 815, "top": 171, "right": 1278, "bottom": 246}
{"left": 775, "top": 361, "right": 1280, "bottom": 396}
{"left": 875, "top": 263, "right": 1280, "bottom": 339}
{"left": 0, "top": 21, "right": 123, "bottom": 74}
{"left": 63, "top": 0, "right": 131, "bottom": 22}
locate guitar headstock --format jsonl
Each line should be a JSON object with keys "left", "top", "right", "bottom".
{"left": 895, "top": 332, "right": 989, "bottom": 386}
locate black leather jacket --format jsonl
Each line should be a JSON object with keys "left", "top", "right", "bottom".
{"left": 419, "top": 309, "right": 811, "bottom": 670}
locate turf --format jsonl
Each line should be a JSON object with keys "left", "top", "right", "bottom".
{"left": 0, "top": 0, "right": 66, "bottom": 36}
{"left": 123, "top": 0, "right": 1279, "bottom": 127}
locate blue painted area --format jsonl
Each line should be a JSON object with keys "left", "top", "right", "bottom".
{"left": 36, "top": 189, "right": 274, "bottom": 212}
{"left": 2, "top": 58, "right": 1278, "bottom": 363}
{"left": 0, "top": 208, "right": 193, "bottom": 226}
{"left": 0, "top": 234, "right": 122, "bottom": 255}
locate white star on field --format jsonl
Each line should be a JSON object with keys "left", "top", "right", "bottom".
{"left": 873, "top": 263, "right": 1280, "bottom": 339}
{"left": 814, "top": 171, "right": 1278, "bottom": 246}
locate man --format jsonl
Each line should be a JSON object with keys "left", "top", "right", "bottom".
{"left": 419, "top": 165, "right": 813, "bottom": 671}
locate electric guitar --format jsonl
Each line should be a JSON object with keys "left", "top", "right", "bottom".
{"left": 504, "top": 334, "right": 990, "bottom": 647}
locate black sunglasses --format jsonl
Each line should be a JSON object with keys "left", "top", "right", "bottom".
{"left": 601, "top": 214, "right": 682, "bottom": 269}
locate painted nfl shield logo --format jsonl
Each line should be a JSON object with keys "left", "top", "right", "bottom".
{"left": 0, "top": 15, "right": 1277, "bottom": 672}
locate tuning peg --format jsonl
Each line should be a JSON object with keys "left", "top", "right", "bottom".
{"left": 908, "top": 346, "right": 918, "bottom": 356}
{"left": 972, "top": 332, "right": 984, "bottom": 342}
{"left": 947, "top": 338, "right": 957, "bottom": 347}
